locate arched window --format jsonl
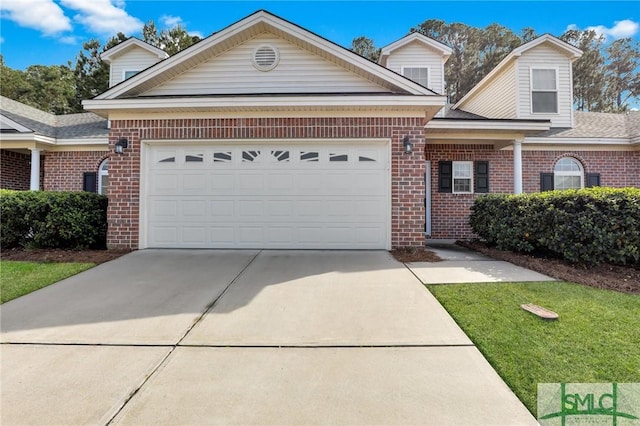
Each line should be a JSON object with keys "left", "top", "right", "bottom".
{"left": 98, "top": 159, "right": 109, "bottom": 196}
{"left": 553, "top": 157, "right": 583, "bottom": 190}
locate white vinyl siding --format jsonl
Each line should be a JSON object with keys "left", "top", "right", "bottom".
{"left": 385, "top": 41, "right": 444, "bottom": 95}
{"left": 457, "top": 62, "right": 517, "bottom": 118}
{"left": 517, "top": 45, "right": 572, "bottom": 127}
{"left": 110, "top": 48, "right": 164, "bottom": 87}
{"left": 143, "top": 34, "right": 389, "bottom": 96}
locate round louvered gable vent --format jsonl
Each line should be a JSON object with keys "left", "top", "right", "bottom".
{"left": 252, "top": 45, "right": 279, "bottom": 71}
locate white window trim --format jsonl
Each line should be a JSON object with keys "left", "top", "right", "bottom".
{"left": 452, "top": 160, "right": 473, "bottom": 194}
{"left": 123, "top": 70, "right": 141, "bottom": 80}
{"left": 401, "top": 65, "right": 430, "bottom": 89}
{"left": 553, "top": 157, "right": 584, "bottom": 190}
{"left": 530, "top": 66, "right": 559, "bottom": 114}
{"left": 98, "top": 158, "right": 108, "bottom": 195}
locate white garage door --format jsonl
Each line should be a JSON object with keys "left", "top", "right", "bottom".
{"left": 143, "top": 142, "right": 389, "bottom": 249}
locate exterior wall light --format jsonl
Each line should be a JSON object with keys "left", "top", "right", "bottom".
{"left": 403, "top": 135, "right": 413, "bottom": 154}
{"left": 115, "top": 137, "right": 128, "bottom": 154}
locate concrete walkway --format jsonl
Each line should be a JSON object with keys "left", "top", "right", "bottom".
{"left": 1, "top": 249, "right": 538, "bottom": 425}
{"left": 408, "top": 241, "right": 555, "bottom": 284}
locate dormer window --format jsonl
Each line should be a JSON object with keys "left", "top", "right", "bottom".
{"left": 402, "top": 67, "right": 429, "bottom": 87}
{"left": 124, "top": 70, "right": 140, "bottom": 80}
{"left": 531, "top": 68, "right": 558, "bottom": 113}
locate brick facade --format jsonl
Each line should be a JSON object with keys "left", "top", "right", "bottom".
{"left": 0, "top": 150, "right": 34, "bottom": 190}
{"left": 43, "top": 151, "right": 109, "bottom": 191}
{"left": 427, "top": 144, "right": 640, "bottom": 239}
{"left": 108, "top": 117, "right": 426, "bottom": 249}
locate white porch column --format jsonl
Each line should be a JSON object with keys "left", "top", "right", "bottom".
{"left": 513, "top": 140, "right": 523, "bottom": 194}
{"left": 29, "top": 148, "right": 42, "bottom": 191}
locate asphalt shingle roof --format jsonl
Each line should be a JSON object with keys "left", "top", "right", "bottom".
{"left": 0, "top": 96, "right": 108, "bottom": 139}
{"left": 536, "top": 111, "right": 636, "bottom": 139}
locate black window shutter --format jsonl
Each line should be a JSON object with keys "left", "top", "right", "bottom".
{"left": 586, "top": 173, "right": 601, "bottom": 188}
{"left": 438, "top": 161, "right": 452, "bottom": 193}
{"left": 83, "top": 172, "right": 97, "bottom": 193}
{"left": 475, "top": 161, "right": 489, "bottom": 193}
{"left": 540, "top": 173, "right": 554, "bottom": 191}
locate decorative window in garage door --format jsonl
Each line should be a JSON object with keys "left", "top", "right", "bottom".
{"left": 242, "top": 150, "right": 262, "bottom": 162}
{"left": 329, "top": 152, "right": 349, "bottom": 162}
{"left": 271, "top": 150, "right": 290, "bottom": 162}
{"left": 185, "top": 153, "right": 204, "bottom": 162}
{"left": 300, "top": 151, "right": 319, "bottom": 162}
{"left": 213, "top": 151, "right": 232, "bottom": 163}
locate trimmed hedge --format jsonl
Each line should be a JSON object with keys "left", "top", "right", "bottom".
{"left": 469, "top": 187, "right": 640, "bottom": 266}
{"left": 0, "top": 190, "right": 108, "bottom": 249}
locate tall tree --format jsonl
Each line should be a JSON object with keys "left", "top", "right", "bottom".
{"left": 604, "top": 38, "right": 640, "bottom": 112}
{"left": 350, "top": 36, "right": 380, "bottom": 62}
{"left": 561, "top": 29, "right": 607, "bottom": 111}
{"left": 411, "top": 20, "right": 485, "bottom": 103}
{"left": 142, "top": 20, "right": 201, "bottom": 56}
{"left": 73, "top": 33, "right": 127, "bottom": 109}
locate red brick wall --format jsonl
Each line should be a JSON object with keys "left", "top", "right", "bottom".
{"left": 43, "top": 151, "right": 109, "bottom": 191}
{"left": 109, "top": 117, "right": 426, "bottom": 249}
{"left": 1, "top": 150, "right": 33, "bottom": 190}
{"left": 427, "top": 145, "right": 640, "bottom": 239}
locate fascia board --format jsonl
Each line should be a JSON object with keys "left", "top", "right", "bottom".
{"left": 524, "top": 136, "right": 632, "bottom": 145}
{"left": 425, "top": 119, "right": 550, "bottom": 132}
{"left": 84, "top": 95, "right": 446, "bottom": 111}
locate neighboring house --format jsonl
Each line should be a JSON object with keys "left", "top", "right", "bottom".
{"left": 1, "top": 10, "right": 638, "bottom": 249}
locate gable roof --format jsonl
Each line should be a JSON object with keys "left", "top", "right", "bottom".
{"left": 379, "top": 32, "right": 453, "bottom": 66}
{"left": 453, "top": 34, "right": 583, "bottom": 110}
{"left": 93, "top": 10, "right": 438, "bottom": 101}
{"left": 0, "top": 96, "right": 107, "bottom": 140}
{"left": 100, "top": 38, "right": 169, "bottom": 64}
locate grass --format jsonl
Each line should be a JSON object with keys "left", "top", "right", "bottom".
{"left": 1, "top": 260, "right": 95, "bottom": 303}
{"left": 427, "top": 281, "right": 640, "bottom": 416}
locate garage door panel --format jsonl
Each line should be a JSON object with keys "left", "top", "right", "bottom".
{"left": 145, "top": 143, "right": 389, "bottom": 249}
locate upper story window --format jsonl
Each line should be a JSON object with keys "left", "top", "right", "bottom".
{"left": 124, "top": 70, "right": 140, "bottom": 80}
{"left": 553, "top": 157, "right": 583, "bottom": 190}
{"left": 531, "top": 68, "right": 558, "bottom": 113}
{"left": 402, "top": 67, "right": 429, "bottom": 87}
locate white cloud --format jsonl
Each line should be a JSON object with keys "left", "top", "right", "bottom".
{"left": 571, "top": 19, "right": 640, "bottom": 40}
{"left": 60, "top": 0, "right": 143, "bottom": 35}
{"left": 189, "top": 31, "right": 204, "bottom": 39}
{"left": 59, "top": 35, "right": 78, "bottom": 45}
{"left": 160, "top": 14, "right": 184, "bottom": 28}
{"left": 0, "top": 0, "right": 71, "bottom": 35}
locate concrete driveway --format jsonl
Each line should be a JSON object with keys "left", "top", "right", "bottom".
{"left": 1, "top": 250, "right": 537, "bottom": 425}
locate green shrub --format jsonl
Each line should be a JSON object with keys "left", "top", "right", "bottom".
{"left": 0, "top": 190, "right": 108, "bottom": 249}
{"left": 470, "top": 187, "right": 640, "bottom": 266}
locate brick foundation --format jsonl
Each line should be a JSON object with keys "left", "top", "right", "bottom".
{"left": 108, "top": 117, "right": 426, "bottom": 249}
{"left": 427, "top": 145, "right": 640, "bottom": 239}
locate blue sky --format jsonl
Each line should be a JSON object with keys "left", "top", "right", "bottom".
{"left": 0, "top": 1, "right": 638, "bottom": 70}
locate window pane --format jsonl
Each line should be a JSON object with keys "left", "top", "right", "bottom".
{"left": 124, "top": 70, "right": 139, "bottom": 79}
{"left": 454, "top": 178, "right": 471, "bottom": 193}
{"left": 532, "top": 69, "right": 556, "bottom": 90}
{"left": 532, "top": 92, "right": 558, "bottom": 113}
{"left": 554, "top": 175, "right": 581, "bottom": 190}
{"left": 100, "top": 176, "right": 109, "bottom": 196}
{"left": 554, "top": 158, "right": 581, "bottom": 172}
{"left": 453, "top": 162, "right": 472, "bottom": 178}
{"left": 403, "top": 67, "right": 428, "bottom": 87}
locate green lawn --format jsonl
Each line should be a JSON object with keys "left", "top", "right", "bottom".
{"left": 1, "top": 260, "right": 95, "bottom": 303}
{"left": 428, "top": 282, "right": 640, "bottom": 416}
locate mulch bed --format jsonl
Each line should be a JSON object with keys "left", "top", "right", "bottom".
{"left": 458, "top": 240, "right": 640, "bottom": 295}
{"left": 390, "top": 247, "right": 442, "bottom": 263}
{"left": 0, "top": 248, "right": 131, "bottom": 264}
